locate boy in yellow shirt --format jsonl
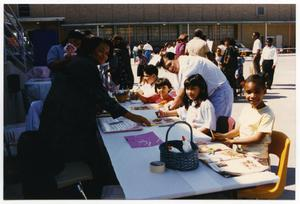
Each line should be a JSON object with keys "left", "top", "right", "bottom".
{"left": 214, "top": 74, "right": 275, "bottom": 166}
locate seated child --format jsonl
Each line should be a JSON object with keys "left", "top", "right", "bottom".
{"left": 214, "top": 74, "right": 275, "bottom": 166}
{"left": 136, "top": 64, "right": 158, "bottom": 97}
{"left": 138, "top": 78, "right": 176, "bottom": 105}
{"left": 158, "top": 74, "right": 216, "bottom": 135}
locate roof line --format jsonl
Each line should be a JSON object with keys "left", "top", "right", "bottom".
{"left": 18, "top": 17, "right": 65, "bottom": 22}
{"left": 61, "top": 20, "right": 295, "bottom": 27}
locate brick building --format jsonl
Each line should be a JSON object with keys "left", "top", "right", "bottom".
{"left": 10, "top": 4, "right": 296, "bottom": 49}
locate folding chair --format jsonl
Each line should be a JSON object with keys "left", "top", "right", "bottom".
{"left": 18, "top": 131, "right": 93, "bottom": 199}
{"left": 55, "top": 162, "right": 93, "bottom": 199}
{"left": 216, "top": 116, "right": 236, "bottom": 133}
{"left": 237, "top": 130, "right": 291, "bottom": 199}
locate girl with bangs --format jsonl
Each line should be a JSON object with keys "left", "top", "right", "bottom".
{"left": 158, "top": 74, "right": 216, "bottom": 134}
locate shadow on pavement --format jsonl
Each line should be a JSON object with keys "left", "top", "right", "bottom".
{"left": 272, "top": 84, "right": 295, "bottom": 87}
{"left": 269, "top": 87, "right": 296, "bottom": 90}
{"left": 264, "top": 95, "right": 287, "bottom": 99}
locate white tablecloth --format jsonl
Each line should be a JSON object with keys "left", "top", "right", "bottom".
{"left": 97, "top": 101, "right": 278, "bottom": 199}
{"left": 24, "top": 78, "right": 52, "bottom": 102}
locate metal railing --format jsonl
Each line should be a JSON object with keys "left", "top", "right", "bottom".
{"left": 4, "top": 5, "right": 34, "bottom": 72}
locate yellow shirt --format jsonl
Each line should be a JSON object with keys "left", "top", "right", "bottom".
{"left": 235, "top": 104, "right": 275, "bottom": 159}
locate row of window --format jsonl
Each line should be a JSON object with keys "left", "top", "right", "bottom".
{"left": 17, "top": 4, "right": 265, "bottom": 18}
{"left": 66, "top": 24, "right": 236, "bottom": 47}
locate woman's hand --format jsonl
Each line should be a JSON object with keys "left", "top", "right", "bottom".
{"left": 124, "top": 112, "right": 151, "bottom": 126}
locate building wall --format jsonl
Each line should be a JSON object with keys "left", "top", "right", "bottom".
{"left": 8, "top": 4, "right": 296, "bottom": 48}
{"left": 240, "top": 23, "right": 296, "bottom": 48}
{"left": 10, "top": 4, "right": 295, "bottom": 23}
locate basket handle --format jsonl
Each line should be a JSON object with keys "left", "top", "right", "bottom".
{"left": 165, "top": 121, "right": 193, "bottom": 144}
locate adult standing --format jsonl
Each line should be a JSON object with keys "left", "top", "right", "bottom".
{"left": 185, "top": 28, "right": 209, "bottom": 57}
{"left": 39, "top": 37, "right": 150, "bottom": 197}
{"left": 158, "top": 52, "right": 233, "bottom": 119}
{"left": 260, "top": 38, "right": 278, "bottom": 89}
{"left": 47, "top": 30, "right": 84, "bottom": 77}
{"left": 221, "top": 38, "right": 239, "bottom": 98}
{"left": 143, "top": 41, "right": 153, "bottom": 63}
{"left": 175, "top": 33, "right": 188, "bottom": 59}
{"left": 109, "top": 35, "right": 134, "bottom": 89}
{"left": 252, "top": 32, "right": 262, "bottom": 74}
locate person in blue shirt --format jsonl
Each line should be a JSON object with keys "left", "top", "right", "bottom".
{"left": 47, "top": 30, "right": 84, "bottom": 76}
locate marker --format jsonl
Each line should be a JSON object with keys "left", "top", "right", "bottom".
{"left": 210, "top": 129, "right": 215, "bottom": 141}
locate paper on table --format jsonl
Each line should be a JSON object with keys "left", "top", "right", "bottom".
{"left": 125, "top": 131, "right": 163, "bottom": 148}
{"left": 150, "top": 117, "right": 180, "bottom": 127}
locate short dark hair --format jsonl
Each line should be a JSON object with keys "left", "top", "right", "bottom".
{"left": 62, "top": 30, "right": 84, "bottom": 45}
{"left": 77, "top": 37, "right": 109, "bottom": 57}
{"left": 154, "top": 78, "right": 172, "bottom": 93}
{"left": 266, "top": 38, "right": 273, "bottom": 43}
{"left": 156, "top": 52, "right": 175, "bottom": 69}
{"left": 245, "top": 74, "right": 266, "bottom": 89}
{"left": 143, "top": 64, "right": 158, "bottom": 76}
{"left": 183, "top": 74, "right": 208, "bottom": 109}
{"left": 253, "top": 32, "right": 260, "bottom": 38}
{"left": 194, "top": 28, "right": 204, "bottom": 38}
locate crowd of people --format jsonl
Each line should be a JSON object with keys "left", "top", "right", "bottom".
{"left": 19, "top": 28, "right": 277, "bottom": 198}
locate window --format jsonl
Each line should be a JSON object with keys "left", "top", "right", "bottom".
{"left": 257, "top": 7, "right": 265, "bottom": 16}
{"left": 18, "top": 4, "right": 30, "bottom": 17}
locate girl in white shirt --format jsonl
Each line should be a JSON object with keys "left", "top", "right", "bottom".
{"left": 158, "top": 74, "right": 216, "bottom": 134}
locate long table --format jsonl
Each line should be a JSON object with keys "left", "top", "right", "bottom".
{"left": 97, "top": 101, "right": 278, "bottom": 199}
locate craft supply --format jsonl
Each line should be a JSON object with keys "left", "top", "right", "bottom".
{"left": 210, "top": 129, "right": 215, "bottom": 141}
{"left": 182, "top": 136, "right": 192, "bottom": 153}
{"left": 150, "top": 161, "right": 166, "bottom": 173}
{"left": 168, "top": 145, "right": 181, "bottom": 153}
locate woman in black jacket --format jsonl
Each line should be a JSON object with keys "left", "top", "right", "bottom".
{"left": 38, "top": 37, "right": 150, "bottom": 197}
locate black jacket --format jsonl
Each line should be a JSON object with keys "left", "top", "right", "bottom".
{"left": 39, "top": 55, "right": 128, "bottom": 173}
{"left": 109, "top": 47, "right": 134, "bottom": 89}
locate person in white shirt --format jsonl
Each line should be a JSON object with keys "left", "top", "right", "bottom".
{"left": 252, "top": 32, "right": 262, "bottom": 74}
{"left": 185, "top": 28, "right": 210, "bottom": 57}
{"left": 260, "top": 38, "right": 278, "bottom": 89}
{"left": 136, "top": 64, "right": 158, "bottom": 97}
{"left": 158, "top": 52, "right": 233, "bottom": 119}
{"left": 158, "top": 74, "right": 216, "bottom": 134}
{"left": 143, "top": 41, "right": 153, "bottom": 63}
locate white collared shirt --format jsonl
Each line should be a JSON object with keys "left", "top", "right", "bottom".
{"left": 185, "top": 37, "right": 209, "bottom": 57}
{"left": 177, "top": 100, "right": 216, "bottom": 131}
{"left": 252, "top": 39, "right": 262, "bottom": 54}
{"left": 177, "top": 56, "right": 227, "bottom": 96}
{"left": 260, "top": 45, "right": 278, "bottom": 66}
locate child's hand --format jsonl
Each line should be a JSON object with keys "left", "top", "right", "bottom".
{"left": 157, "top": 110, "right": 167, "bottom": 118}
{"left": 213, "top": 132, "right": 227, "bottom": 141}
{"left": 223, "top": 138, "right": 234, "bottom": 147}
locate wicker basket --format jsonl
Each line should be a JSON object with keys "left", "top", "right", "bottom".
{"left": 159, "top": 121, "right": 199, "bottom": 171}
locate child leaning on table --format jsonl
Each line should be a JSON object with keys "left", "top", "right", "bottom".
{"left": 158, "top": 74, "right": 216, "bottom": 135}
{"left": 214, "top": 74, "right": 275, "bottom": 166}
{"left": 138, "top": 78, "right": 175, "bottom": 105}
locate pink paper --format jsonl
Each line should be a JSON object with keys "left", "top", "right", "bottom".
{"left": 125, "top": 131, "right": 163, "bottom": 148}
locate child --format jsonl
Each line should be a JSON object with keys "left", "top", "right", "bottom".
{"left": 136, "top": 65, "right": 158, "bottom": 97}
{"left": 214, "top": 74, "right": 275, "bottom": 166}
{"left": 138, "top": 78, "right": 175, "bottom": 105}
{"left": 158, "top": 74, "right": 216, "bottom": 135}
